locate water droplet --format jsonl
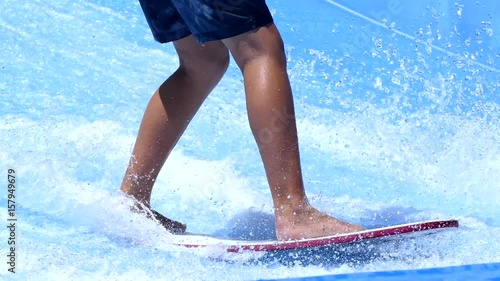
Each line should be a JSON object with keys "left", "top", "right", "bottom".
{"left": 455, "top": 3, "right": 464, "bottom": 17}
{"left": 465, "top": 38, "right": 471, "bottom": 47}
{"left": 481, "top": 21, "right": 491, "bottom": 27}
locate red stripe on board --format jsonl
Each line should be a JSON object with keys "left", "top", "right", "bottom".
{"left": 175, "top": 219, "right": 459, "bottom": 253}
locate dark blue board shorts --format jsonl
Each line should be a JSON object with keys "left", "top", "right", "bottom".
{"left": 138, "top": 0, "right": 274, "bottom": 44}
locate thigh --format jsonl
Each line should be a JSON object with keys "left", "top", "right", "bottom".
{"left": 138, "top": 0, "right": 192, "bottom": 43}
{"left": 171, "top": 0, "right": 274, "bottom": 43}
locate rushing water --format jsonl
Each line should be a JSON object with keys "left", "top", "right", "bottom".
{"left": 1, "top": 0, "right": 499, "bottom": 280}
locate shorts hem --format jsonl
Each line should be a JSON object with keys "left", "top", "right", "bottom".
{"left": 153, "top": 29, "right": 192, "bottom": 44}
{"left": 194, "top": 16, "right": 274, "bottom": 44}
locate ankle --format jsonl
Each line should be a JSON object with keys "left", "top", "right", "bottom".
{"left": 121, "top": 186, "right": 152, "bottom": 212}
{"left": 121, "top": 183, "right": 152, "bottom": 206}
{"left": 274, "top": 199, "right": 313, "bottom": 219}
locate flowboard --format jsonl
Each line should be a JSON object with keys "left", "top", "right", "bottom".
{"left": 171, "top": 219, "right": 459, "bottom": 253}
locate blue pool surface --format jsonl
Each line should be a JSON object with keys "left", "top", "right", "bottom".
{"left": 265, "top": 263, "right": 500, "bottom": 281}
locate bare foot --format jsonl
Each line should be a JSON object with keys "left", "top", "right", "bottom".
{"left": 130, "top": 202, "right": 187, "bottom": 234}
{"left": 147, "top": 210, "right": 187, "bottom": 234}
{"left": 275, "top": 206, "right": 364, "bottom": 241}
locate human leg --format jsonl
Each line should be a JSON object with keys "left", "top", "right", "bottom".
{"left": 223, "top": 24, "right": 364, "bottom": 240}
{"left": 121, "top": 35, "right": 230, "bottom": 232}
{"left": 132, "top": 0, "right": 362, "bottom": 238}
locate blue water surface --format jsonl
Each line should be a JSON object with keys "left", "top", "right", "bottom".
{"left": 1, "top": 0, "right": 499, "bottom": 280}
{"left": 266, "top": 263, "right": 500, "bottom": 281}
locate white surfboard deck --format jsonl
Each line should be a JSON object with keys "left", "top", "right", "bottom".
{"left": 170, "top": 219, "right": 459, "bottom": 253}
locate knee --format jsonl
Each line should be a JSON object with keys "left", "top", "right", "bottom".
{"left": 229, "top": 25, "right": 287, "bottom": 71}
{"left": 206, "top": 48, "right": 230, "bottom": 76}
{"left": 179, "top": 47, "right": 230, "bottom": 78}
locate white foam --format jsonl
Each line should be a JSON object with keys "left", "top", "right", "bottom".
{"left": 296, "top": 105, "right": 500, "bottom": 219}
